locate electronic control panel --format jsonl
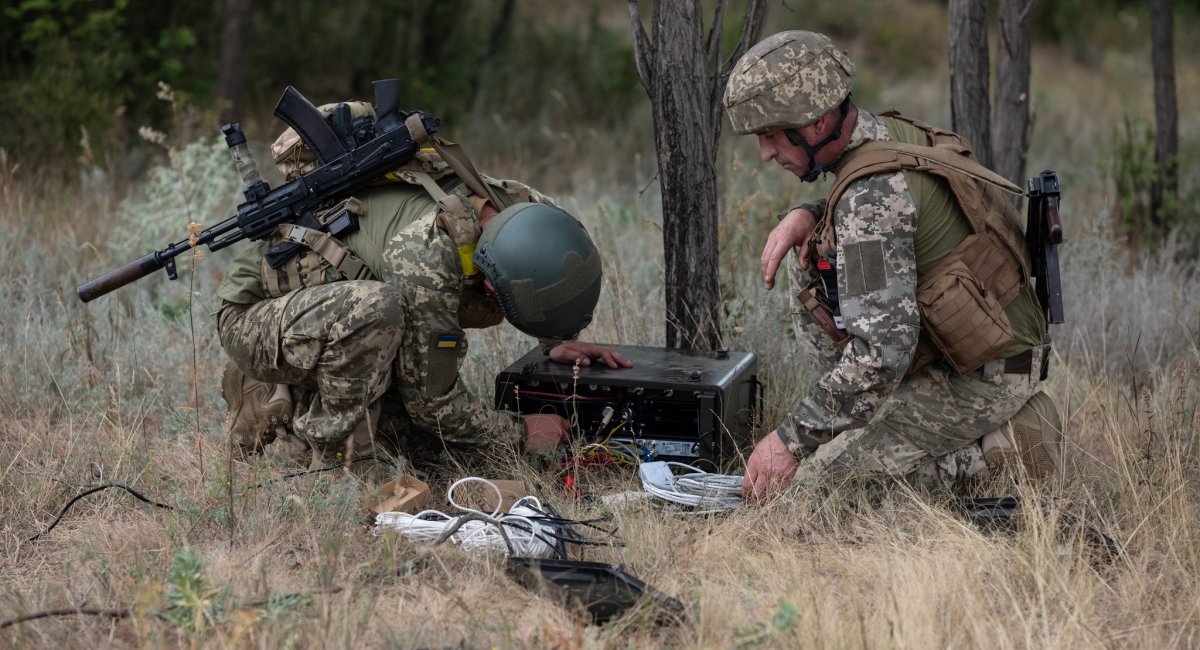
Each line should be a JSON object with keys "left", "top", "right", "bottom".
{"left": 494, "top": 344, "right": 760, "bottom": 469}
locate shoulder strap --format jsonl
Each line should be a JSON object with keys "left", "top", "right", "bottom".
{"left": 877, "top": 109, "right": 968, "bottom": 152}
{"left": 828, "top": 140, "right": 1023, "bottom": 214}
{"left": 404, "top": 113, "right": 509, "bottom": 211}
{"left": 409, "top": 169, "right": 483, "bottom": 277}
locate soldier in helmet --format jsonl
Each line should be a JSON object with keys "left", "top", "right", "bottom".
{"left": 723, "top": 31, "right": 1062, "bottom": 499}
{"left": 216, "top": 101, "right": 630, "bottom": 476}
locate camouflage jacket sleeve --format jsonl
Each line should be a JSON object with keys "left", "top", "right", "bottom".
{"left": 383, "top": 211, "right": 525, "bottom": 447}
{"left": 215, "top": 239, "right": 269, "bottom": 305}
{"left": 781, "top": 198, "right": 827, "bottom": 222}
{"left": 777, "top": 171, "right": 921, "bottom": 455}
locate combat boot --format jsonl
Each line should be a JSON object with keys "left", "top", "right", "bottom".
{"left": 982, "top": 390, "right": 1063, "bottom": 480}
{"left": 221, "top": 360, "right": 293, "bottom": 454}
{"left": 308, "top": 402, "right": 399, "bottom": 483}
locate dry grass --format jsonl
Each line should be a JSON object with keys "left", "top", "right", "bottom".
{"left": 2, "top": 15, "right": 1199, "bottom": 650}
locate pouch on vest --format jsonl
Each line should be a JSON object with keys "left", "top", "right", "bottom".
{"left": 259, "top": 198, "right": 374, "bottom": 299}
{"left": 916, "top": 258, "right": 1013, "bottom": 374}
{"left": 796, "top": 279, "right": 852, "bottom": 348}
{"left": 408, "top": 165, "right": 553, "bottom": 330}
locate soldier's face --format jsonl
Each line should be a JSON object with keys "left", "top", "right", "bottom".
{"left": 757, "top": 129, "right": 815, "bottom": 177}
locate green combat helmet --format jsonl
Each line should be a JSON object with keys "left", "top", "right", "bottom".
{"left": 473, "top": 203, "right": 602, "bottom": 340}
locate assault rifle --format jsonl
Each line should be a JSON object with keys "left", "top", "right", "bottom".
{"left": 76, "top": 79, "right": 441, "bottom": 303}
{"left": 1025, "top": 170, "right": 1065, "bottom": 325}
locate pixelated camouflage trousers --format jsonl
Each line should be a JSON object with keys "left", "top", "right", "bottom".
{"left": 217, "top": 281, "right": 406, "bottom": 456}
{"left": 785, "top": 252, "right": 1044, "bottom": 487}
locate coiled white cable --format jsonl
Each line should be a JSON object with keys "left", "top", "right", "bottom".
{"left": 637, "top": 461, "right": 743, "bottom": 512}
{"left": 373, "top": 477, "right": 559, "bottom": 557}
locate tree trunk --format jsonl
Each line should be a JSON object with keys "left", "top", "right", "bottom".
{"left": 992, "top": 0, "right": 1034, "bottom": 189}
{"left": 948, "top": 0, "right": 993, "bottom": 168}
{"left": 650, "top": 3, "right": 719, "bottom": 349}
{"left": 1150, "top": 0, "right": 1178, "bottom": 230}
{"left": 628, "top": 0, "right": 766, "bottom": 349}
{"left": 215, "top": 0, "right": 249, "bottom": 125}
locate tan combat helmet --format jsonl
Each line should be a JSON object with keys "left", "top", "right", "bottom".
{"left": 723, "top": 30, "right": 856, "bottom": 136}
{"left": 270, "top": 100, "right": 451, "bottom": 182}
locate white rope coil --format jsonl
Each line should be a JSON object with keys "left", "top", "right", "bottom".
{"left": 373, "top": 477, "right": 559, "bottom": 557}
{"left": 638, "top": 461, "right": 743, "bottom": 512}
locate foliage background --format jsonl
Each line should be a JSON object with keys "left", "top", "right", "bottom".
{"left": 1, "top": 0, "right": 1198, "bottom": 648}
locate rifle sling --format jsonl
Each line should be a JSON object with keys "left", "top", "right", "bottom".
{"left": 404, "top": 113, "right": 508, "bottom": 211}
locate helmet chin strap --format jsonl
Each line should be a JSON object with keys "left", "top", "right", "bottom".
{"left": 783, "top": 97, "right": 851, "bottom": 183}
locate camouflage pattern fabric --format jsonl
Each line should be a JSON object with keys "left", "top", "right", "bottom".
{"left": 779, "top": 109, "right": 1043, "bottom": 485}
{"left": 723, "top": 30, "right": 856, "bottom": 135}
{"left": 215, "top": 182, "right": 526, "bottom": 458}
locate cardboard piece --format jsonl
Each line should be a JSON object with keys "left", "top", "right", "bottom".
{"left": 369, "top": 475, "right": 431, "bottom": 515}
{"left": 457, "top": 479, "right": 529, "bottom": 514}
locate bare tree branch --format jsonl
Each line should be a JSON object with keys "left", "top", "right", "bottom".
{"left": 627, "top": 0, "right": 653, "bottom": 90}
{"left": 705, "top": 0, "right": 729, "bottom": 72}
{"left": 1018, "top": 0, "right": 1035, "bottom": 21}
{"left": 711, "top": 0, "right": 768, "bottom": 141}
{"left": 719, "top": 0, "right": 769, "bottom": 77}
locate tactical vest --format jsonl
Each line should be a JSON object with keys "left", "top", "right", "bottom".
{"left": 810, "top": 110, "right": 1032, "bottom": 375}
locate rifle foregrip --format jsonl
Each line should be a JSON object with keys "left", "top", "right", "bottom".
{"left": 1046, "top": 197, "right": 1063, "bottom": 244}
{"left": 77, "top": 251, "right": 163, "bottom": 303}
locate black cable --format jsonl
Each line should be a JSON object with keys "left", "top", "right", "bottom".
{"left": 27, "top": 483, "right": 175, "bottom": 542}
{"left": 28, "top": 455, "right": 399, "bottom": 542}
{"left": 0, "top": 586, "right": 343, "bottom": 631}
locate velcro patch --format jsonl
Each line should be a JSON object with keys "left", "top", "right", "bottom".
{"left": 842, "top": 240, "right": 888, "bottom": 296}
{"left": 436, "top": 333, "right": 461, "bottom": 349}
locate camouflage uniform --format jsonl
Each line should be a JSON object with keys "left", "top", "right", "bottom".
{"left": 775, "top": 110, "right": 1047, "bottom": 486}
{"left": 216, "top": 178, "right": 528, "bottom": 463}
{"left": 725, "top": 31, "right": 1051, "bottom": 487}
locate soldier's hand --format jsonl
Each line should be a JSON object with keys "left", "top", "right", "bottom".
{"left": 523, "top": 414, "right": 569, "bottom": 454}
{"left": 742, "top": 430, "right": 800, "bottom": 499}
{"left": 762, "top": 207, "right": 817, "bottom": 289}
{"left": 548, "top": 341, "right": 634, "bottom": 369}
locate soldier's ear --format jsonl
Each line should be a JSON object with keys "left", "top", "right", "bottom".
{"left": 811, "top": 110, "right": 835, "bottom": 137}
